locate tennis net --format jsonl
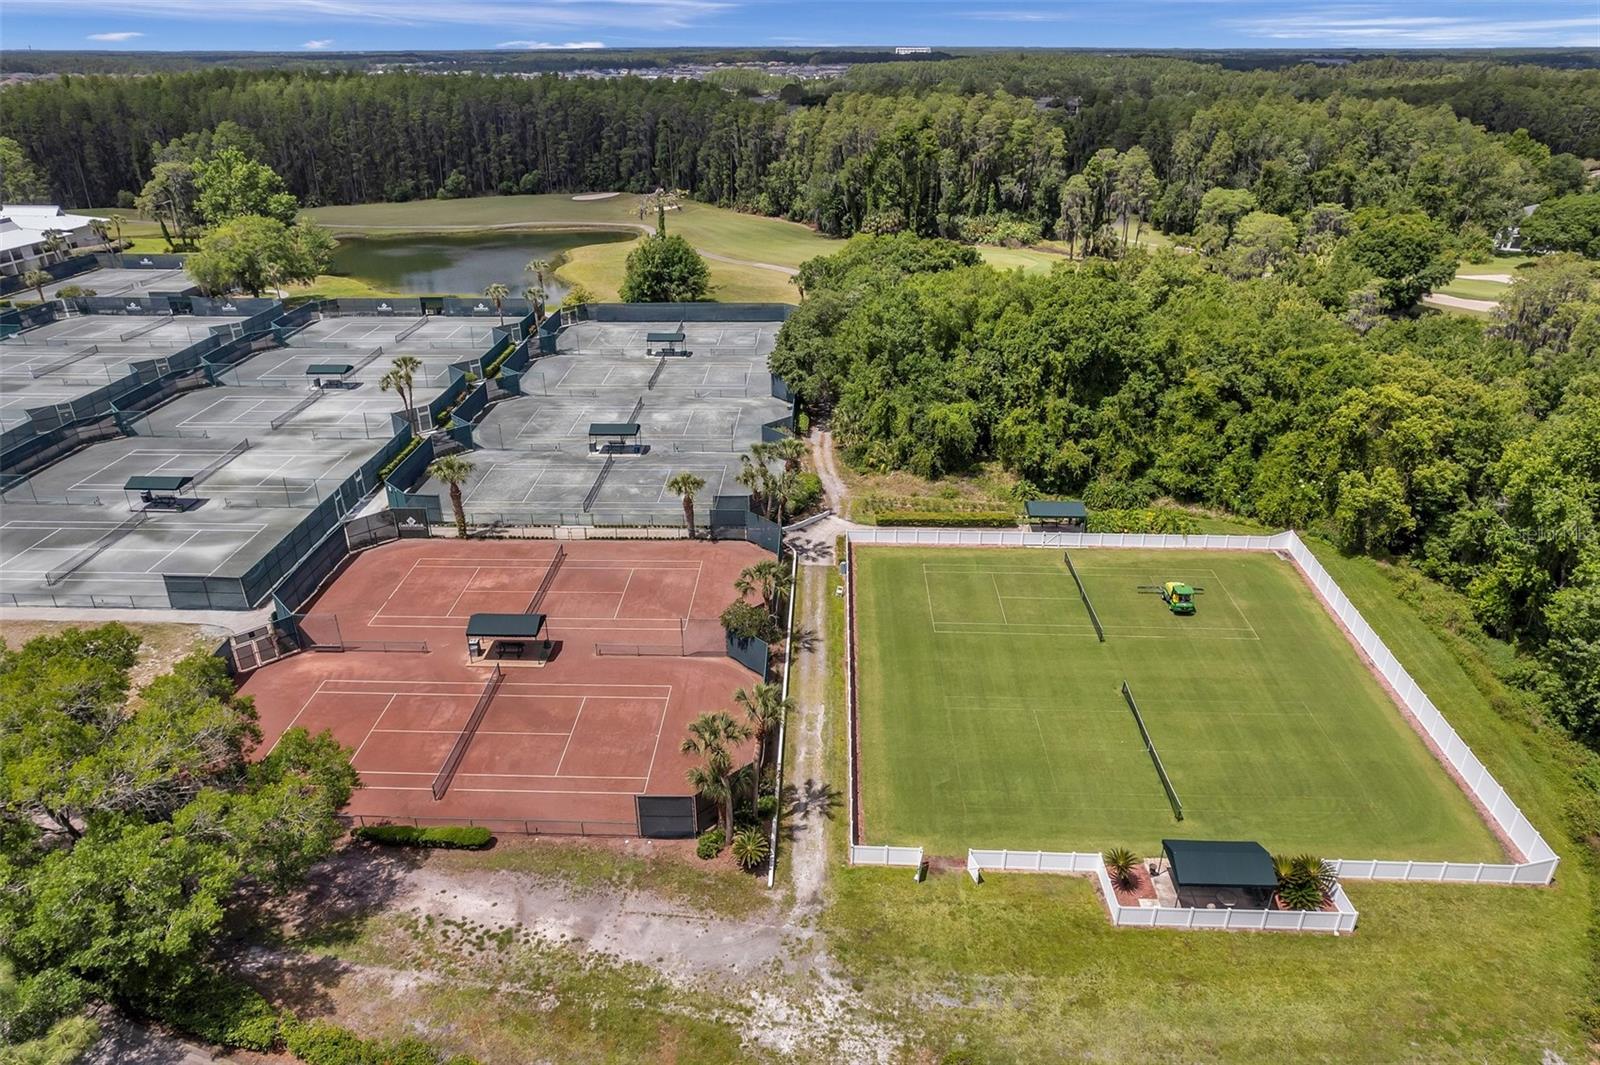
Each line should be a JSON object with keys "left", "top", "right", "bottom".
{"left": 432, "top": 664, "right": 503, "bottom": 800}
{"left": 1063, "top": 550, "right": 1105, "bottom": 642}
{"left": 526, "top": 545, "right": 566, "bottom": 613}
{"left": 118, "top": 313, "right": 173, "bottom": 342}
{"left": 394, "top": 315, "right": 429, "bottom": 342}
{"left": 269, "top": 389, "right": 325, "bottom": 429}
{"left": 46, "top": 510, "right": 149, "bottom": 586}
{"left": 1121, "top": 681, "right": 1182, "bottom": 821}
{"left": 582, "top": 455, "right": 615, "bottom": 511}
{"left": 193, "top": 438, "right": 251, "bottom": 485}
{"left": 30, "top": 345, "right": 98, "bottom": 377}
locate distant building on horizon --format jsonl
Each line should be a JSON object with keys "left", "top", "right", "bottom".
{"left": 894, "top": 46, "right": 932, "bottom": 55}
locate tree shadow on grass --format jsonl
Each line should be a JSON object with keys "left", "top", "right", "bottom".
{"left": 779, "top": 777, "right": 842, "bottom": 842}
{"left": 226, "top": 842, "right": 430, "bottom": 1018}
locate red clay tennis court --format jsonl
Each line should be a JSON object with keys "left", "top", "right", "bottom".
{"left": 240, "top": 538, "right": 769, "bottom": 834}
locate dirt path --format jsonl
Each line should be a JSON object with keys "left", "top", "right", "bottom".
{"left": 781, "top": 564, "right": 837, "bottom": 913}
{"left": 1423, "top": 292, "right": 1498, "bottom": 313}
{"left": 810, "top": 430, "right": 848, "bottom": 512}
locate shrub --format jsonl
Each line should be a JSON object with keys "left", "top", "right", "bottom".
{"left": 787, "top": 471, "right": 823, "bottom": 515}
{"left": 1085, "top": 508, "right": 1199, "bottom": 535}
{"left": 756, "top": 793, "right": 779, "bottom": 819}
{"left": 1103, "top": 847, "right": 1140, "bottom": 892}
{"left": 353, "top": 824, "right": 493, "bottom": 850}
{"left": 54, "top": 285, "right": 97, "bottom": 299}
{"left": 721, "top": 599, "right": 778, "bottom": 642}
{"left": 1274, "top": 853, "right": 1336, "bottom": 910}
{"left": 873, "top": 510, "right": 1018, "bottom": 528}
{"left": 731, "top": 826, "right": 770, "bottom": 870}
{"left": 378, "top": 436, "right": 423, "bottom": 484}
{"left": 696, "top": 827, "right": 725, "bottom": 859}
{"left": 147, "top": 976, "right": 281, "bottom": 1052}
{"left": 796, "top": 411, "right": 810, "bottom": 433}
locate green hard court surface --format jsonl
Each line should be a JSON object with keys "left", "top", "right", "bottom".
{"left": 852, "top": 547, "right": 1503, "bottom": 859}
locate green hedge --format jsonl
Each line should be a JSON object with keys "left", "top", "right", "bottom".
{"left": 1084, "top": 508, "right": 1200, "bottom": 535}
{"left": 353, "top": 824, "right": 494, "bottom": 849}
{"left": 147, "top": 978, "right": 281, "bottom": 1053}
{"left": 873, "top": 511, "right": 1018, "bottom": 528}
{"left": 377, "top": 436, "right": 423, "bottom": 484}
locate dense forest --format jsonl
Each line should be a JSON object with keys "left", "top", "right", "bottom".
{"left": 771, "top": 235, "right": 1600, "bottom": 740}
{"left": 2, "top": 54, "right": 1593, "bottom": 236}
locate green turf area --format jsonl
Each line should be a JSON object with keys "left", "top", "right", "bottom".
{"left": 853, "top": 546, "right": 1502, "bottom": 859}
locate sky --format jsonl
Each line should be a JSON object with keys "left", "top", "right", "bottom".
{"left": 2, "top": 0, "right": 1597, "bottom": 53}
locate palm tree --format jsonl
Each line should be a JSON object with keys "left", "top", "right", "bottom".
{"left": 108, "top": 211, "right": 127, "bottom": 262}
{"left": 524, "top": 258, "right": 550, "bottom": 320}
{"left": 734, "top": 559, "right": 789, "bottom": 614}
{"left": 89, "top": 218, "right": 111, "bottom": 256}
{"left": 733, "top": 683, "right": 791, "bottom": 807}
{"left": 38, "top": 229, "right": 67, "bottom": 266}
{"left": 1103, "top": 847, "right": 1140, "bottom": 892}
{"left": 681, "top": 711, "right": 751, "bottom": 837}
{"left": 484, "top": 282, "right": 509, "bottom": 325}
{"left": 730, "top": 826, "right": 770, "bottom": 871}
{"left": 427, "top": 454, "right": 475, "bottom": 538}
{"left": 22, "top": 269, "right": 51, "bottom": 304}
{"left": 768, "top": 432, "right": 804, "bottom": 472}
{"left": 666, "top": 471, "right": 706, "bottom": 537}
{"left": 379, "top": 355, "right": 423, "bottom": 431}
{"left": 523, "top": 284, "right": 547, "bottom": 322}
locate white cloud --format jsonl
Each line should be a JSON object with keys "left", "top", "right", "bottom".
{"left": 1226, "top": 8, "right": 1600, "bottom": 47}
{"left": 495, "top": 39, "right": 606, "bottom": 48}
{"left": 963, "top": 9, "right": 1074, "bottom": 22}
{"left": 7, "top": 0, "right": 732, "bottom": 31}
{"left": 86, "top": 31, "right": 144, "bottom": 41}
{"left": 302, "top": 38, "right": 334, "bottom": 49}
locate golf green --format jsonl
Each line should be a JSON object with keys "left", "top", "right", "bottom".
{"left": 852, "top": 546, "right": 1503, "bottom": 860}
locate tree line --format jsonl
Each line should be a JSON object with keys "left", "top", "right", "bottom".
{"left": 2, "top": 58, "right": 1589, "bottom": 244}
{"left": 770, "top": 234, "right": 1600, "bottom": 741}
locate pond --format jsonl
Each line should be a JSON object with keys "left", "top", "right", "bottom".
{"left": 327, "top": 229, "right": 634, "bottom": 298}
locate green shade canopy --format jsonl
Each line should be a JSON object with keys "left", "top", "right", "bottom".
{"left": 305, "top": 363, "right": 354, "bottom": 375}
{"left": 1162, "top": 839, "right": 1278, "bottom": 889}
{"left": 588, "top": 422, "right": 640, "bottom": 437}
{"left": 465, "top": 613, "right": 546, "bottom": 639}
{"left": 1025, "top": 499, "right": 1088, "bottom": 519}
{"left": 646, "top": 331, "right": 685, "bottom": 343}
{"left": 125, "top": 474, "right": 194, "bottom": 492}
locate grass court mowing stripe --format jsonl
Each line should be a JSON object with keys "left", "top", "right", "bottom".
{"left": 853, "top": 546, "right": 1503, "bottom": 858}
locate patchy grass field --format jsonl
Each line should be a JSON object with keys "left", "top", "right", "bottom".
{"left": 852, "top": 546, "right": 1501, "bottom": 859}
{"left": 823, "top": 540, "right": 1591, "bottom": 1064}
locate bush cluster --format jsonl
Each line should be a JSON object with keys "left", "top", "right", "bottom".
{"left": 1084, "top": 508, "right": 1200, "bottom": 535}
{"left": 147, "top": 977, "right": 480, "bottom": 1064}
{"left": 954, "top": 213, "right": 1044, "bottom": 245}
{"left": 696, "top": 827, "right": 725, "bottom": 859}
{"left": 873, "top": 510, "right": 1018, "bottom": 528}
{"left": 377, "top": 436, "right": 423, "bottom": 484}
{"left": 353, "top": 824, "right": 494, "bottom": 849}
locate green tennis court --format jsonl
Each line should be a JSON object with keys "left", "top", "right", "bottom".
{"left": 852, "top": 547, "right": 1503, "bottom": 859}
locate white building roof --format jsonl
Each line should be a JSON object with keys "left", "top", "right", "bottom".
{"left": 1, "top": 204, "right": 104, "bottom": 232}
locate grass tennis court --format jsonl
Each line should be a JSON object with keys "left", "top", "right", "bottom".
{"left": 853, "top": 546, "right": 1503, "bottom": 859}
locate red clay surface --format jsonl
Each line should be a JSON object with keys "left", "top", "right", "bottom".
{"left": 240, "top": 538, "right": 768, "bottom": 831}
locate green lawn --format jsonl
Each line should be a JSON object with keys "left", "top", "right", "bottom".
{"left": 853, "top": 546, "right": 1501, "bottom": 860}
{"left": 825, "top": 541, "right": 1592, "bottom": 1063}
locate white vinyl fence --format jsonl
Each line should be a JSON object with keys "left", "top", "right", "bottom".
{"left": 846, "top": 528, "right": 1559, "bottom": 887}
{"left": 967, "top": 849, "right": 1360, "bottom": 935}
{"left": 851, "top": 844, "right": 925, "bottom": 868}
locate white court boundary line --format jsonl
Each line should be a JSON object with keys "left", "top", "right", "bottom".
{"left": 277, "top": 677, "right": 672, "bottom": 798}
{"left": 845, "top": 528, "right": 1560, "bottom": 888}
